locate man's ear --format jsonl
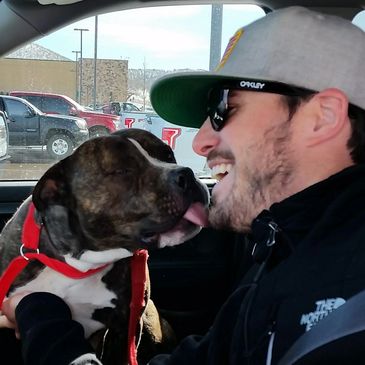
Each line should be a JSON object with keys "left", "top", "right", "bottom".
{"left": 306, "top": 88, "right": 350, "bottom": 146}
{"left": 32, "top": 159, "right": 69, "bottom": 212}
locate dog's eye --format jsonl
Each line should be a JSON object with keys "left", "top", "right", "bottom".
{"left": 112, "top": 168, "right": 133, "bottom": 175}
{"left": 104, "top": 168, "right": 133, "bottom": 176}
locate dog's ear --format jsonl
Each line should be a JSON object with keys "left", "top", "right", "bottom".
{"left": 32, "top": 159, "right": 70, "bottom": 211}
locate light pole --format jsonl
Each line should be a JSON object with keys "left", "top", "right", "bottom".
{"left": 74, "top": 27, "right": 89, "bottom": 105}
{"left": 209, "top": 4, "right": 223, "bottom": 71}
{"left": 93, "top": 16, "right": 98, "bottom": 110}
{"left": 143, "top": 57, "right": 146, "bottom": 111}
{"left": 72, "top": 50, "right": 80, "bottom": 102}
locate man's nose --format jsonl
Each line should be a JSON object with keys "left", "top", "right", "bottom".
{"left": 192, "top": 118, "right": 219, "bottom": 157}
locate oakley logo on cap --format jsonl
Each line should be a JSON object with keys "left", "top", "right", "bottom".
{"left": 240, "top": 81, "right": 265, "bottom": 89}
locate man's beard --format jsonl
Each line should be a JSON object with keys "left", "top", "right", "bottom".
{"left": 209, "top": 118, "right": 295, "bottom": 233}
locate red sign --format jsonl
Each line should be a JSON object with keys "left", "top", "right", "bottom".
{"left": 125, "top": 118, "right": 135, "bottom": 128}
{"left": 162, "top": 128, "right": 181, "bottom": 150}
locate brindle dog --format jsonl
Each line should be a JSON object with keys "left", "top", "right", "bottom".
{"left": 0, "top": 129, "right": 209, "bottom": 365}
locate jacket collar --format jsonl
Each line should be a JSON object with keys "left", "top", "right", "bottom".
{"left": 249, "top": 165, "right": 365, "bottom": 265}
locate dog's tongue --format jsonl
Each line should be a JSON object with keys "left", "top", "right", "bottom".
{"left": 183, "top": 202, "right": 209, "bottom": 227}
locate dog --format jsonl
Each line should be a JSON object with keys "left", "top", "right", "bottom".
{"left": 0, "top": 128, "right": 209, "bottom": 365}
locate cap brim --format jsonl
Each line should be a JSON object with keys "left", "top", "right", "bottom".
{"left": 150, "top": 72, "right": 242, "bottom": 129}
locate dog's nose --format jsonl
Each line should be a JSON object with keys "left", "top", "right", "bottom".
{"left": 169, "top": 167, "right": 195, "bottom": 192}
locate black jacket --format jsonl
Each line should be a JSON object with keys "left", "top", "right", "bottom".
{"left": 12, "top": 165, "right": 365, "bottom": 364}
{"left": 150, "top": 164, "right": 365, "bottom": 364}
{"left": 14, "top": 293, "right": 97, "bottom": 365}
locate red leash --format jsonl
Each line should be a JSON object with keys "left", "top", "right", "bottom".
{"left": 0, "top": 203, "right": 109, "bottom": 309}
{"left": 128, "top": 249, "right": 149, "bottom": 365}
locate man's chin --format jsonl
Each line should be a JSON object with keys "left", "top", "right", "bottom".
{"left": 208, "top": 203, "right": 233, "bottom": 230}
{"left": 208, "top": 200, "right": 251, "bottom": 233}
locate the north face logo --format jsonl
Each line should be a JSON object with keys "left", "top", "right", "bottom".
{"left": 300, "top": 297, "right": 346, "bottom": 331}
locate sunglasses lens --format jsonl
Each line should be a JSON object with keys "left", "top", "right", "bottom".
{"left": 206, "top": 82, "right": 316, "bottom": 131}
{"left": 207, "top": 89, "right": 228, "bottom": 131}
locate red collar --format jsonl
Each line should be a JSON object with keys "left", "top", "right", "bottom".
{"left": 0, "top": 202, "right": 148, "bottom": 365}
{"left": 0, "top": 202, "right": 110, "bottom": 307}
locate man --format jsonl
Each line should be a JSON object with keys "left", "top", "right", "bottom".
{"left": 2, "top": 6, "right": 365, "bottom": 365}
{"left": 147, "top": 5, "right": 365, "bottom": 364}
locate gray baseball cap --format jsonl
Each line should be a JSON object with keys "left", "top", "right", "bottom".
{"left": 150, "top": 6, "right": 365, "bottom": 128}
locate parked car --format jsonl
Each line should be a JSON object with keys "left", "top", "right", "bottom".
{"left": 146, "top": 114, "right": 209, "bottom": 176}
{"left": 9, "top": 91, "right": 123, "bottom": 138}
{"left": 120, "top": 112, "right": 209, "bottom": 176}
{"left": 0, "top": 95, "right": 89, "bottom": 159}
{"left": 120, "top": 110, "right": 150, "bottom": 130}
{"left": 101, "top": 101, "right": 141, "bottom": 114}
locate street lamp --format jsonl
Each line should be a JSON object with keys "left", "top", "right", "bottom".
{"left": 74, "top": 27, "right": 89, "bottom": 105}
{"left": 93, "top": 16, "right": 98, "bottom": 110}
{"left": 209, "top": 4, "right": 223, "bottom": 71}
{"left": 72, "top": 50, "right": 80, "bottom": 102}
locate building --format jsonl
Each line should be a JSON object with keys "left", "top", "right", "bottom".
{"left": 80, "top": 58, "right": 128, "bottom": 106}
{"left": 0, "top": 43, "right": 128, "bottom": 106}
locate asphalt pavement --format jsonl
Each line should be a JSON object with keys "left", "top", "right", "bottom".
{"left": 0, "top": 148, "right": 54, "bottom": 180}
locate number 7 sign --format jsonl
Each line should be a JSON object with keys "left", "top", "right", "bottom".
{"left": 162, "top": 128, "right": 181, "bottom": 149}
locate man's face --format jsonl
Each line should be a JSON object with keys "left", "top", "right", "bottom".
{"left": 193, "top": 90, "right": 301, "bottom": 232}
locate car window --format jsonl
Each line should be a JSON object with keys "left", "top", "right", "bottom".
{"left": 352, "top": 10, "right": 365, "bottom": 27}
{"left": 0, "top": 3, "right": 267, "bottom": 180}
{"left": 42, "top": 97, "right": 71, "bottom": 115}
{"left": 3, "top": 99, "right": 29, "bottom": 117}
{"left": 123, "top": 103, "right": 140, "bottom": 112}
{"left": 21, "top": 95, "right": 42, "bottom": 110}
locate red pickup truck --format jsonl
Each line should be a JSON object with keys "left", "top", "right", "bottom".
{"left": 9, "top": 91, "right": 123, "bottom": 138}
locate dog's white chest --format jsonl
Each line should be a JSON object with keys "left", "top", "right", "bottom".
{"left": 12, "top": 266, "right": 116, "bottom": 337}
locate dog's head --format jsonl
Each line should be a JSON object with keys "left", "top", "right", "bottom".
{"left": 32, "top": 129, "right": 209, "bottom": 263}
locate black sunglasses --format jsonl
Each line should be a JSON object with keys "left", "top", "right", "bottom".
{"left": 207, "top": 79, "right": 316, "bottom": 131}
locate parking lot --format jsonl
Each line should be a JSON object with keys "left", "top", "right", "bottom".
{"left": 0, "top": 148, "right": 54, "bottom": 180}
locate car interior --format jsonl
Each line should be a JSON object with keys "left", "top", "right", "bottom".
{"left": 0, "top": 0, "right": 364, "bottom": 360}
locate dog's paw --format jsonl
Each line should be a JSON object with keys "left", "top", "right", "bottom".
{"left": 69, "top": 353, "right": 103, "bottom": 365}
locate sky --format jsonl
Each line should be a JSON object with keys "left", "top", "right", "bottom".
{"left": 35, "top": 4, "right": 365, "bottom": 71}
{"left": 35, "top": 4, "right": 266, "bottom": 70}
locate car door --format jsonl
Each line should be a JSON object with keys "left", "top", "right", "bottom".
{"left": 3, "top": 98, "right": 39, "bottom": 146}
{"left": 3, "top": 98, "right": 27, "bottom": 146}
{"left": 0, "top": 111, "right": 9, "bottom": 159}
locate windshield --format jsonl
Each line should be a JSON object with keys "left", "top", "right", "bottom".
{"left": 60, "top": 94, "right": 84, "bottom": 111}
{"left": 0, "top": 4, "right": 267, "bottom": 179}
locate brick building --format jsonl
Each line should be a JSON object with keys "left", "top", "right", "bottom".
{"left": 80, "top": 58, "right": 128, "bottom": 106}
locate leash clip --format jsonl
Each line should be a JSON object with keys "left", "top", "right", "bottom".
{"left": 20, "top": 244, "right": 39, "bottom": 261}
{"left": 251, "top": 220, "right": 280, "bottom": 261}
{"left": 266, "top": 221, "right": 279, "bottom": 247}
